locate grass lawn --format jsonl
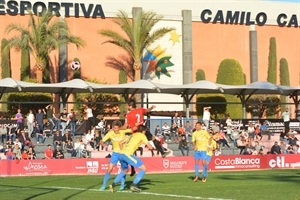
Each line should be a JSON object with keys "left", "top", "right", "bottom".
{"left": 1, "top": 169, "right": 299, "bottom": 200}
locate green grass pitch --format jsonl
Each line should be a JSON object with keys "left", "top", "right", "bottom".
{"left": 1, "top": 169, "right": 299, "bottom": 200}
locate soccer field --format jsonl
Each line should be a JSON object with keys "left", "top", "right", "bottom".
{"left": 1, "top": 169, "right": 299, "bottom": 200}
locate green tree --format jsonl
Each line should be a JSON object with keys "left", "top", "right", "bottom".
{"left": 216, "top": 59, "right": 244, "bottom": 118}
{"left": 246, "top": 95, "right": 280, "bottom": 118}
{"left": 279, "top": 58, "right": 290, "bottom": 112}
{"left": 74, "top": 78, "right": 120, "bottom": 116}
{"left": 196, "top": 95, "right": 227, "bottom": 118}
{"left": 5, "top": 11, "right": 85, "bottom": 83}
{"left": 196, "top": 69, "right": 205, "bottom": 81}
{"left": 119, "top": 69, "right": 127, "bottom": 116}
{"left": 20, "top": 42, "right": 30, "bottom": 81}
{"left": 98, "top": 8, "right": 175, "bottom": 81}
{"left": 1, "top": 38, "right": 11, "bottom": 78}
{"left": 267, "top": 37, "right": 277, "bottom": 84}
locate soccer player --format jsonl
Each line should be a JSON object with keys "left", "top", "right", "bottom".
{"left": 109, "top": 125, "right": 153, "bottom": 193}
{"left": 192, "top": 122, "right": 212, "bottom": 182}
{"left": 124, "top": 101, "right": 156, "bottom": 131}
{"left": 201, "top": 132, "right": 216, "bottom": 182}
{"left": 99, "top": 120, "right": 132, "bottom": 191}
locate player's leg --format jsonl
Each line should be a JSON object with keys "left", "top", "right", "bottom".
{"left": 193, "top": 151, "right": 200, "bottom": 181}
{"left": 201, "top": 156, "right": 211, "bottom": 182}
{"left": 100, "top": 153, "right": 118, "bottom": 190}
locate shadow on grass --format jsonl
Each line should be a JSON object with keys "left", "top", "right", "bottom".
{"left": 0, "top": 176, "right": 101, "bottom": 200}
{"left": 215, "top": 171, "right": 300, "bottom": 185}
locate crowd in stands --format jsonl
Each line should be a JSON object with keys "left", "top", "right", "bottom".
{"left": 0, "top": 105, "right": 300, "bottom": 160}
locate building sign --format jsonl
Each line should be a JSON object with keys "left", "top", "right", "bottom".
{"left": 0, "top": 0, "right": 106, "bottom": 18}
{"left": 200, "top": 9, "right": 299, "bottom": 27}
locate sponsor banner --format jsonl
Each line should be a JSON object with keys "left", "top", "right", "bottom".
{"left": 0, "top": 155, "right": 299, "bottom": 176}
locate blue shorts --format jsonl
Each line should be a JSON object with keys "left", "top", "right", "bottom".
{"left": 194, "top": 150, "right": 207, "bottom": 160}
{"left": 109, "top": 152, "right": 120, "bottom": 165}
{"left": 118, "top": 153, "right": 144, "bottom": 169}
{"left": 205, "top": 155, "right": 212, "bottom": 162}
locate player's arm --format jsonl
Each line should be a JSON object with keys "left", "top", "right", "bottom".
{"left": 191, "top": 134, "right": 197, "bottom": 151}
{"left": 146, "top": 105, "right": 156, "bottom": 112}
{"left": 100, "top": 131, "right": 112, "bottom": 149}
{"left": 119, "top": 138, "right": 127, "bottom": 150}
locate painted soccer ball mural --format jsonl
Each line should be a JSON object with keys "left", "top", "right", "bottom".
{"left": 70, "top": 61, "right": 81, "bottom": 70}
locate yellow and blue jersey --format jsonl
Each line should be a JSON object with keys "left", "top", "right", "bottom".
{"left": 102, "top": 129, "right": 131, "bottom": 152}
{"left": 207, "top": 139, "right": 217, "bottom": 156}
{"left": 192, "top": 129, "right": 210, "bottom": 151}
{"left": 120, "top": 132, "right": 149, "bottom": 155}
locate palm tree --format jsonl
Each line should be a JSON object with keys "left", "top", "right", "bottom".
{"left": 5, "top": 11, "right": 85, "bottom": 83}
{"left": 98, "top": 9, "right": 175, "bottom": 81}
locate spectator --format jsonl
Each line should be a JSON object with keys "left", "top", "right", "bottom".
{"left": 178, "top": 135, "right": 189, "bottom": 156}
{"left": 44, "top": 144, "right": 53, "bottom": 159}
{"left": 154, "top": 125, "right": 161, "bottom": 136}
{"left": 279, "top": 128, "right": 289, "bottom": 144}
{"left": 203, "top": 106, "right": 211, "bottom": 129}
{"left": 15, "top": 108, "right": 23, "bottom": 130}
{"left": 53, "top": 145, "right": 64, "bottom": 159}
{"left": 295, "top": 145, "right": 300, "bottom": 154}
{"left": 68, "top": 109, "right": 77, "bottom": 136}
{"left": 231, "top": 127, "right": 240, "bottom": 147}
{"left": 94, "top": 130, "right": 102, "bottom": 151}
{"left": 237, "top": 136, "right": 246, "bottom": 154}
{"left": 282, "top": 107, "right": 291, "bottom": 133}
{"left": 66, "top": 140, "right": 77, "bottom": 157}
{"left": 85, "top": 129, "right": 94, "bottom": 147}
{"left": 34, "top": 123, "right": 46, "bottom": 144}
{"left": 288, "top": 132, "right": 299, "bottom": 146}
{"left": 20, "top": 130, "right": 34, "bottom": 148}
{"left": 26, "top": 109, "right": 35, "bottom": 137}
{"left": 270, "top": 141, "right": 281, "bottom": 154}
{"left": 74, "top": 138, "right": 84, "bottom": 158}
{"left": 7, "top": 124, "right": 16, "bottom": 142}
{"left": 244, "top": 141, "right": 254, "bottom": 155}
{"left": 184, "top": 121, "right": 193, "bottom": 139}
{"left": 253, "top": 141, "right": 263, "bottom": 154}
{"left": 225, "top": 115, "right": 232, "bottom": 127}
{"left": 45, "top": 104, "right": 57, "bottom": 134}
{"left": 217, "top": 131, "right": 230, "bottom": 149}
{"left": 35, "top": 108, "right": 45, "bottom": 129}
{"left": 226, "top": 125, "right": 233, "bottom": 141}
{"left": 6, "top": 139, "right": 14, "bottom": 150}
{"left": 248, "top": 123, "right": 255, "bottom": 139}
{"left": 28, "top": 146, "right": 36, "bottom": 160}
{"left": 60, "top": 108, "right": 68, "bottom": 136}
{"left": 5, "top": 147, "right": 15, "bottom": 160}
{"left": 287, "top": 144, "right": 295, "bottom": 154}
{"left": 13, "top": 143, "right": 22, "bottom": 160}
{"left": 279, "top": 141, "right": 288, "bottom": 154}
{"left": 0, "top": 124, "right": 7, "bottom": 143}
{"left": 62, "top": 130, "right": 72, "bottom": 151}
{"left": 211, "top": 121, "right": 220, "bottom": 134}
{"left": 161, "top": 122, "right": 170, "bottom": 141}
{"left": 261, "top": 121, "right": 271, "bottom": 140}
{"left": 53, "top": 130, "right": 62, "bottom": 150}
{"left": 170, "top": 122, "right": 178, "bottom": 143}
{"left": 21, "top": 149, "right": 29, "bottom": 160}
{"left": 254, "top": 125, "right": 263, "bottom": 141}
{"left": 14, "top": 138, "right": 23, "bottom": 151}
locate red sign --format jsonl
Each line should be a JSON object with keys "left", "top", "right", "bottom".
{"left": 1, "top": 154, "right": 299, "bottom": 177}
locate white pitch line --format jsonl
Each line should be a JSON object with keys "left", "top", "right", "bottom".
{"left": 45, "top": 186, "right": 234, "bottom": 200}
